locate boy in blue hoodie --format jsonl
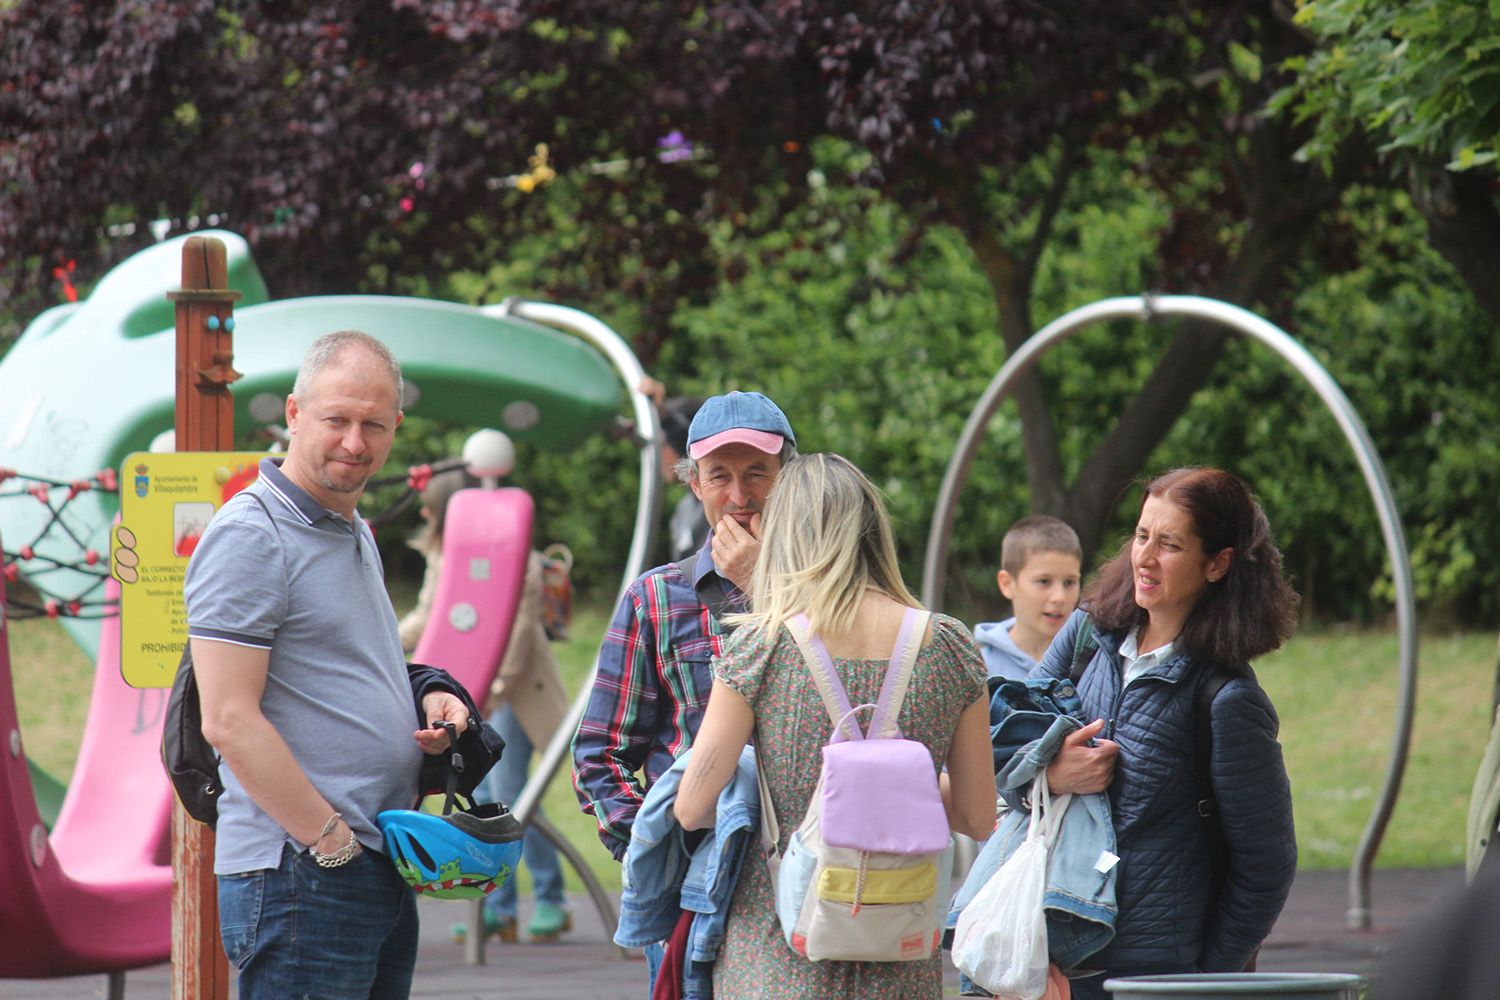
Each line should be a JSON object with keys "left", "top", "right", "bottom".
{"left": 974, "top": 515, "right": 1083, "bottom": 679}
{"left": 960, "top": 517, "right": 1085, "bottom": 995}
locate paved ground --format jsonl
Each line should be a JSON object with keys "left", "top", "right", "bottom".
{"left": 0, "top": 866, "right": 1467, "bottom": 998}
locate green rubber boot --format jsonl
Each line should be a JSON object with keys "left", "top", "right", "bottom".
{"left": 449, "top": 909, "right": 518, "bottom": 944}
{"left": 526, "top": 902, "right": 572, "bottom": 942}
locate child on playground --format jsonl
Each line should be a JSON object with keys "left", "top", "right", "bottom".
{"left": 973, "top": 515, "right": 1083, "bottom": 679}
{"left": 960, "top": 515, "right": 1083, "bottom": 996}
{"left": 398, "top": 464, "right": 573, "bottom": 945}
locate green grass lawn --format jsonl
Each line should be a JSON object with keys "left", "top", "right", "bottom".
{"left": 6, "top": 595, "right": 1495, "bottom": 890}
{"left": 1256, "top": 629, "right": 1496, "bottom": 869}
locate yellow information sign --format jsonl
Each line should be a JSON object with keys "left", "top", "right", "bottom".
{"left": 113, "top": 451, "right": 269, "bottom": 688}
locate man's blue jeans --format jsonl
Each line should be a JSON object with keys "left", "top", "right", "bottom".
{"left": 478, "top": 704, "right": 565, "bottom": 919}
{"left": 218, "top": 842, "right": 418, "bottom": 1000}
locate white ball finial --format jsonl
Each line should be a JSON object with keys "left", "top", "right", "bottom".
{"left": 463, "top": 428, "right": 515, "bottom": 484}
{"left": 148, "top": 428, "right": 177, "bottom": 453}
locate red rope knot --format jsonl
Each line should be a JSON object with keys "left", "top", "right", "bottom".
{"left": 407, "top": 464, "right": 434, "bottom": 493}
{"left": 97, "top": 468, "right": 118, "bottom": 491}
{"left": 68, "top": 479, "right": 91, "bottom": 499}
{"left": 52, "top": 259, "right": 78, "bottom": 303}
{"left": 2, "top": 563, "right": 18, "bottom": 583}
{"left": 0, "top": 468, "right": 14, "bottom": 485}
{"left": 44, "top": 598, "right": 60, "bottom": 618}
{"left": 18, "top": 545, "right": 33, "bottom": 562}
{"left": 67, "top": 600, "right": 82, "bottom": 616}
{"left": 27, "top": 485, "right": 48, "bottom": 504}
{"left": 84, "top": 549, "right": 100, "bottom": 566}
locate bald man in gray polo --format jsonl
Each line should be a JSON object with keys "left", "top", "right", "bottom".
{"left": 185, "top": 331, "right": 469, "bottom": 1000}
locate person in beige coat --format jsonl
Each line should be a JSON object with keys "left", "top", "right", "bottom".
{"left": 398, "top": 466, "right": 572, "bottom": 943}
{"left": 1466, "top": 632, "right": 1500, "bottom": 879}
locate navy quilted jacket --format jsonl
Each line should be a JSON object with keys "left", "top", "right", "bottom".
{"left": 1028, "top": 610, "right": 1296, "bottom": 986}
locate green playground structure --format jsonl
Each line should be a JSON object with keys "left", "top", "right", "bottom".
{"left": 0, "top": 230, "right": 665, "bottom": 981}
{"left": 0, "top": 231, "right": 632, "bottom": 661}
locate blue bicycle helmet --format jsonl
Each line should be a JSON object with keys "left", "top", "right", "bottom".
{"left": 380, "top": 717, "right": 525, "bottom": 899}
{"left": 378, "top": 800, "right": 524, "bottom": 900}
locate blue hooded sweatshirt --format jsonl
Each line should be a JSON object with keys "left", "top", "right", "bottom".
{"left": 973, "top": 617, "right": 1036, "bottom": 681}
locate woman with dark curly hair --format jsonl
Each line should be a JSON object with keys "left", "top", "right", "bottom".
{"left": 1021, "top": 467, "right": 1299, "bottom": 999}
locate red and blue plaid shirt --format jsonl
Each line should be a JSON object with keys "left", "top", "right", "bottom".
{"left": 571, "top": 543, "right": 745, "bottom": 859}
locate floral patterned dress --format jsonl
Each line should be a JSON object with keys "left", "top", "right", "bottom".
{"left": 712, "top": 614, "right": 987, "bottom": 1000}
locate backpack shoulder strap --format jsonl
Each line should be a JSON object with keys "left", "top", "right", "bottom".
{"left": 868, "top": 607, "right": 931, "bottom": 739}
{"left": 755, "top": 745, "right": 782, "bottom": 871}
{"left": 167, "top": 486, "right": 277, "bottom": 827}
{"left": 1194, "top": 666, "right": 1235, "bottom": 888}
{"left": 1068, "top": 614, "right": 1098, "bottom": 683}
{"left": 229, "top": 487, "right": 279, "bottom": 539}
{"left": 1193, "top": 667, "right": 1233, "bottom": 814}
{"left": 676, "top": 555, "right": 739, "bottom": 634}
{"left": 785, "top": 614, "right": 860, "bottom": 742}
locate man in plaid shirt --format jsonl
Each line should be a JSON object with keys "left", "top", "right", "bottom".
{"left": 572, "top": 391, "right": 797, "bottom": 860}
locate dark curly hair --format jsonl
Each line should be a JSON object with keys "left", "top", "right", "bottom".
{"left": 1082, "top": 468, "right": 1299, "bottom": 665}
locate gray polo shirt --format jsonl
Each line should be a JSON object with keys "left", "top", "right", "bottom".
{"left": 185, "top": 458, "right": 420, "bottom": 875}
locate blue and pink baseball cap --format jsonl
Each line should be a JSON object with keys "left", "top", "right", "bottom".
{"left": 686, "top": 391, "right": 796, "bottom": 460}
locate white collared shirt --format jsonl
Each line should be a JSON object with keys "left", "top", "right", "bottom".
{"left": 1119, "top": 626, "right": 1177, "bottom": 688}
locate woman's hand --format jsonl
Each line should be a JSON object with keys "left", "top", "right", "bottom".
{"left": 1045, "top": 718, "right": 1118, "bottom": 794}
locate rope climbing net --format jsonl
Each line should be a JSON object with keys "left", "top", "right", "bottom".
{"left": 0, "top": 458, "right": 469, "bottom": 622}
{"left": 0, "top": 467, "right": 120, "bottom": 620}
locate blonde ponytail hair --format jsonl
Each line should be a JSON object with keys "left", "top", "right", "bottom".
{"left": 735, "top": 453, "right": 921, "bottom": 638}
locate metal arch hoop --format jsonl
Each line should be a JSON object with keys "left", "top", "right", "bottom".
{"left": 919, "top": 294, "right": 1415, "bottom": 930}
{"left": 455, "top": 297, "right": 663, "bottom": 962}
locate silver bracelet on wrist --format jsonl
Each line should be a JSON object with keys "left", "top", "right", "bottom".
{"left": 311, "top": 812, "right": 362, "bottom": 868}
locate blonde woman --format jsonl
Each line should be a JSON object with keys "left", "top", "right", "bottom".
{"left": 675, "top": 453, "right": 995, "bottom": 999}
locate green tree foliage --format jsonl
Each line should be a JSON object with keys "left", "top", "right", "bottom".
{"left": 4, "top": 2, "right": 1494, "bottom": 621}
{"left": 442, "top": 139, "right": 1500, "bottom": 622}
{"left": 1275, "top": 0, "right": 1500, "bottom": 329}
{"left": 1279, "top": 0, "right": 1500, "bottom": 169}
{"left": 0, "top": 3, "right": 1319, "bottom": 544}
{"left": 1159, "top": 182, "right": 1500, "bottom": 621}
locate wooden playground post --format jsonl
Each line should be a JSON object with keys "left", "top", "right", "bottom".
{"left": 167, "top": 236, "right": 241, "bottom": 1000}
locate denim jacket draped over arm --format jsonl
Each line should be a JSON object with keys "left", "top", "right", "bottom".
{"left": 948, "top": 674, "right": 1119, "bottom": 970}
{"left": 616, "top": 746, "right": 760, "bottom": 998}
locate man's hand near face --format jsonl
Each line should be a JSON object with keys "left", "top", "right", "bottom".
{"left": 711, "top": 511, "right": 761, "bottom": 591}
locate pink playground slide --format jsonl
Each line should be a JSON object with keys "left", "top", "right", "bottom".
{"left": 0, "top": 487, "right": 530, "bottom": 978}
{"left": 0, "top": 575, "right": 174, "bottom": 977}
{"left": 411, "top": 487, "right": 534, "bottom": 708}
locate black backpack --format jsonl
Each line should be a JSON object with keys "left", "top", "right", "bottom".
{"left": 158, "top": 491, "right": 278, "bottom": 827}
{"left": 162, "top": 642, "right": 222, "bottom": 825}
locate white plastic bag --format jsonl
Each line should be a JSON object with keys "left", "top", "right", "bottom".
{"left": 952, "top": 773, "right": 1069, "bottom": 1000}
